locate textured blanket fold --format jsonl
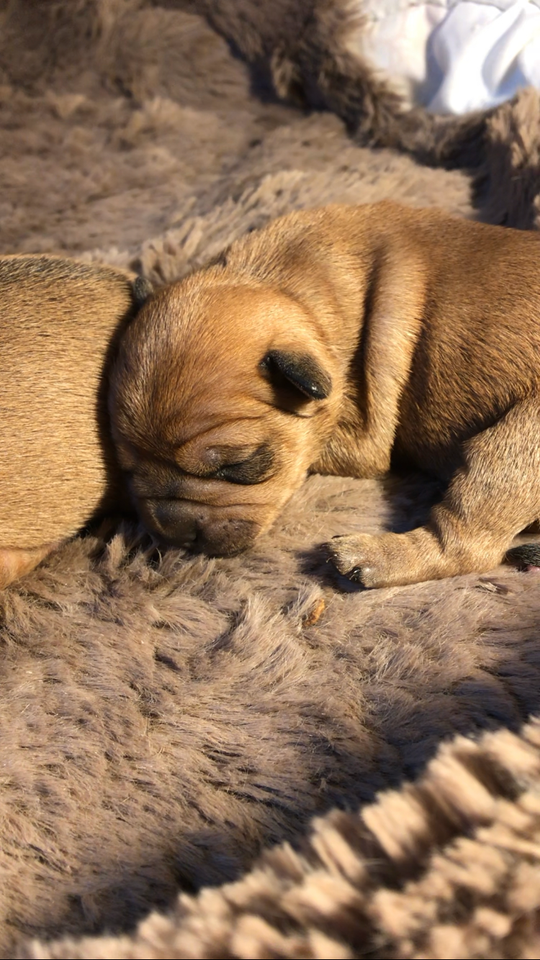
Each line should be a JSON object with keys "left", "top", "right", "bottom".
{"left": 20, "top": 718, "right": 540, "bottom": 959}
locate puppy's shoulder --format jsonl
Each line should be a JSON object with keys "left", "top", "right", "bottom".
{"left": 0, "top": 254, "right": 140, "bottom": 335}
{"left": 0, "top": 253, "right": 135, "bottom": 293}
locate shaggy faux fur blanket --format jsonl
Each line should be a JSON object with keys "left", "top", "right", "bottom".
{"left": 1, "top": 2, "right": 540, "bottom": 957}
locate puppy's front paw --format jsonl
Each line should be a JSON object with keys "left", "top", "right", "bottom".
{"left": 325, "top": 533, "right": 390, "bottom": 589}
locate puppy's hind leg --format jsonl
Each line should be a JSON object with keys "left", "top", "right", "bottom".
{"left": 328, "top": 398, "right": 540, "bottom": 588}
{"left": 0, "top": 542, "right": 60, "bottom": 589}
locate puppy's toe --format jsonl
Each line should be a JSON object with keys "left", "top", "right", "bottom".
{"left": 325, "top": 534, "right": 384, "bottom": 589}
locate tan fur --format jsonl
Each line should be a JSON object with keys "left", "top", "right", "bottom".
{"left": 0, "top": 256, "right": 138, "bottom": 587}
{"left": 111, "top": 201, "right": 540, "bottom": 587}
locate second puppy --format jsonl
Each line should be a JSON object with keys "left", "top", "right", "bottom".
{"left": 0, "top": 256, "right": 143, "bottom": 588}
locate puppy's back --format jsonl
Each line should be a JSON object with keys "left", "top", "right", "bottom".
{"left": 0, "top": 256, "right": 135, "bottom": 547}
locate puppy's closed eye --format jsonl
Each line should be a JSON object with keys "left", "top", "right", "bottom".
{"left": 214, "top": 444, "right": 275, "bottom": 485}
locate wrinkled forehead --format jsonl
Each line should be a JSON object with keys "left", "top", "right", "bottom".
{"left": 168, "top": 282, "right": 311, "bottom": 345}
{"left": 114, "top": 282, "right": 302, "bottom": 451}
{"left": 130, "top": 280, "right": 309, "bottom": 377}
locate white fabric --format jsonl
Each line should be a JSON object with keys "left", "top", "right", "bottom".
{"left": 361, "top": 0, "right": 540, "bottom": 19}
{"left": 355, "top": 0, "right": 540, "bottom": 114}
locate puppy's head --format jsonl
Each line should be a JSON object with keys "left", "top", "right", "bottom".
{"left": 110, "top": 276, "right": 339, "bottom": 556}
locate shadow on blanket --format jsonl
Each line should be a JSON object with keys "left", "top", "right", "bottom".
{"left": 21, "top": 717, "right": 540, "bottom": 959}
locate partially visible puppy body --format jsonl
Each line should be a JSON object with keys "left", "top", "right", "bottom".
{"left": 0, "top": 545, "right": 60, "bottom": 591}
{"left": 0, "top": 256, "right": 140, "bottom": 588}
{"left": 110, "top": 202, "right": 540, "bottom": 588}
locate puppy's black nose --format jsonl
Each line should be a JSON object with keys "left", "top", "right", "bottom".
{"left": 138, "top": 497, "right": 258, "bottom": 556}
{"left": 154, "top": 500, "right": 200, "bottom": 546}
{"left": 138, "top": 498, "right": 198, "bottom": 547}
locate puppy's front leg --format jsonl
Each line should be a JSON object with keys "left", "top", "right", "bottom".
{"left": 327, "top": 398, "right": 540, "bottom": 587}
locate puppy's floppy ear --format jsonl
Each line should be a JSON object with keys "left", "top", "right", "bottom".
{"left": 260, "top": 350, "right": 332, "bottom": 400}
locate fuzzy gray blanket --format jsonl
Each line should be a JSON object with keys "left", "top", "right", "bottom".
{"left": 2, "top": 2, "right": 540, "bottom": 957}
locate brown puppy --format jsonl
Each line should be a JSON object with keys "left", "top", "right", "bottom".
{"left": 0, "top": 255, "right": 143, "bottom": 588}
{"left": 110, "top": 201, "right": 540, "bottom": 588}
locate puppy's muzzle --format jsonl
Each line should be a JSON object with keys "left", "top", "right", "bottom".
{"left": 138, "top": 497, "right": 259, "bottom": 557}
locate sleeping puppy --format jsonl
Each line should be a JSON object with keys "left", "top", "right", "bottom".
{"left": 109, "top": 201, "right": 540, "bottom": 588}
{"left": 0, "top": 255, "right": 144, "bottom": 588}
